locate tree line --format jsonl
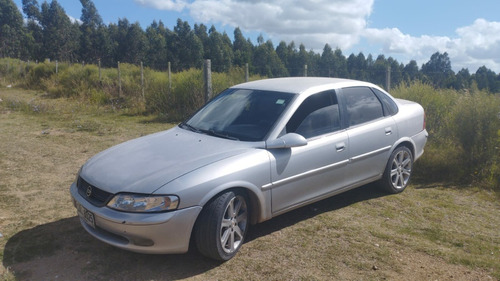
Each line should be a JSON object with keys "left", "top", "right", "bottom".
{"left": 1, "top": 0, "right": 500, "bottom": 93}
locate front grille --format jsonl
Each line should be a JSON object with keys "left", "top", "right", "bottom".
{"left": 77, "top": 176, "right": 114, "bottom": 207}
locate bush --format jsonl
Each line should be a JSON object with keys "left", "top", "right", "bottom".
{"left": 117, "top": 63, "right": 143, "bottom": 99}
{"left": 165, "top": 68, "right": 204, "bottom": 120}
{"left": 24, "top": 60, "right": 56, "bottom": 89}
{"left": 447, "top": 90, "right": 500, "bottom": 185}
{"left": 0, "top": 58, "right": 28, "bottom": 86}
{"left": 145, "top": 68, "right": 204, "bottom": 121}
{"left": 3, "top": 58, "right": 498, "bottom": 189}
{"left": 144, "top": 66, "right": 265, "bottom": 121}
{"left": 144, "top": 69, "right": 174, "bottom": 119}
{"left": 52, "top": 64, "right": 100, "bottom": 97}
{"left": 392, "top": 81, "right": 500, "bottom": 189}
{"left": 392, "top": 81, "right": 457, "bottom": 141}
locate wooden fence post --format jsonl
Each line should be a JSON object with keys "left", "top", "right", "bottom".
{"left": 304, "top": 64, "right": 308, "bottom": 77}
{"left": 118, "top": 61, "right": 122, "bottom": 97}
{"left": 141, "top": 61, "right": 145, "bottom": 100}
{"left": 245, "top": 63, "right": 249, "bottom": 82}
{"left": 204, "top": 59, "right": 212, "bottom": 103}
{"left": 386, "top": 66, "right": 391, "bottom": 92}
{"left": 98, "top": 59, "right": 102, "bottom": 81}
{"left": 168, "top": 61, "right": 172, "bottom": 92}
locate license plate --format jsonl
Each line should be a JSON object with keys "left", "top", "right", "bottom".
{"left": 75, "top": 200, "right": 96, "bottom": 229}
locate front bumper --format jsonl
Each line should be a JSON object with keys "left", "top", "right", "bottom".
{"left": 70, "top": 182, "right": 202, "bottom": 254}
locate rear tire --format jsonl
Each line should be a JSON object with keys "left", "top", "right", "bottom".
{"left": 380, "top": 146, "right": 413, "bottom": 193}
{"left": 195, "top": 190, "right": 249, "bottom": 261}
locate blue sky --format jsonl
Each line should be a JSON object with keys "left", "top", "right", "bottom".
{"left": 12, "top": 0, "right": 500, "bottom": 72}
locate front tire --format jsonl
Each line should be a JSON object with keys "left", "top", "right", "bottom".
{"left": 380, "top": 146, "right": 413, "bottom": 193}
{"left": 195, "top": 190, "right": 249, "bottom": 261}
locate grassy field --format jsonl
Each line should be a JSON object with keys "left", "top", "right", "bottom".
{"left": 1, "top": 87, "right": 499, "bottom": 280}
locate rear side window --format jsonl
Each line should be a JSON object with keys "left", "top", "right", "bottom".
{"left": 372, "top": 88, "right": 398, "bottom": 116}
{"left": 342, "top": 87, "right": 384, "bottom": 126}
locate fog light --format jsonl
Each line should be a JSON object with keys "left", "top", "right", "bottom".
{"left": 132, "top": 237, "right": 154, "bottom": 247}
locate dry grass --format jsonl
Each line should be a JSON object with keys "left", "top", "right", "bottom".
{"left": 1, "top": 88, "right": 499, "bottom": 280}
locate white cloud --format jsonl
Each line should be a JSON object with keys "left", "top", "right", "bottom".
{"left": 134, "top": 0, "right": 188, "bottom": 12}
{"left": 187, "top": 0, "right": 374, "bottom": 50}
{"left": 452, "top": 19, "right": 500, "bottom": 71}
{"left": 68, "top": 14, "right": 82, "bottom": 25}
{"left": 456, "top": 18, "right": 500, "bottom": 57}
{"left": 362, "top": 19, "right": 500, "bottom": 72}
{"left": 362, "top": 27, "right": 452, "bottom": 66}
{"left": 133, "top": 1, "right": 500, "bottom": 72}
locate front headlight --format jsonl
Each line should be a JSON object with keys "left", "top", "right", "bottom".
{"left": 107, "top": 194, "right": 179, "bottom": 213}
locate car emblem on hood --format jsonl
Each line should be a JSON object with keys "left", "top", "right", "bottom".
{"left": 86, "top": 186, "right": 92, "bottom": 197}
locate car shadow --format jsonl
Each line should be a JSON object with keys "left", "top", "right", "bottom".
{"left": 2, "top": 216, "right": 222, "bottom": 280}
{"left": 3, "top": 183, "right": 387, "bottom": 280}
{"left": 247, "top": 182, "right": 387, "bottom": 242}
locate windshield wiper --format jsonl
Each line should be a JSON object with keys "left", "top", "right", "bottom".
{"left": 180, "top": 123, "right": 239, "bottom": 140}
{"left": 207, "top": 129, "right": 240, "bottom": 141}
{"left": 179, "top": 122, "right": 203, "bottom": 134}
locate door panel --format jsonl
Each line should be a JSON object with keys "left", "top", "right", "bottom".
{"left": 346, "top": 117, "right": 397, "bottom": 181}
{"left": 269, "top": 132, "right": 349, "bottom": 214}
{"left": 339, "top": 86, "right": 398, "bottom": 184}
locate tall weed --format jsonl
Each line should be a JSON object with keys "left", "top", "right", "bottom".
{"left": 166, "top": 68, "right": 204, "bottom": 120}
{"left": 144, "top": 67, "right": 265, "bottom": 121}
{"left": 392, "top": 81, "right": 457, "bottom": 141}
{"left": 392, "top": 81, "right": 500, "bottom": 188}
{"left": 145, "top": 68, "right": 204, "bottom": 121}
{"left": 3, "top": 58, "right": 498, "bottom": 188}
{"left": 0, "top": 58, "right": 28, "bottom": 86}
{"left": 52, "top": 64, "right": 100, "bottom": 97}
{"left": 448, "top": 90, "right": 500, "bottom": 185}
{"left": 23, "top": 60, "right": 56, "bottom": 89}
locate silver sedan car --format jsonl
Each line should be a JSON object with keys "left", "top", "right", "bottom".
{"left": 70, "top": 77, "right": 427, "bottom": 260}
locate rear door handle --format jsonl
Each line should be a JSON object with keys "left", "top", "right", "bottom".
{"left": 385, "top": 127, "right": 392, "bottom": 135}
{"left": 336, "top": 142, "right": 346, "bottom": 152}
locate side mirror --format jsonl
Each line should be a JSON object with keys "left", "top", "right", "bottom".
{"left": 265, "top": 133, "right": 307, "bottom": 149}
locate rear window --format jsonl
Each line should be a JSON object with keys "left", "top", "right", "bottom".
{"left": 342, "top": 87, "right": 384, "bottom": 126}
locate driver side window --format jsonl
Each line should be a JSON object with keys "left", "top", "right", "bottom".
{"left": 285, "top": 91, "right": 340, "bottom": 139}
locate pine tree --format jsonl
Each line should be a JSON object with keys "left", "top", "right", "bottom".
{"left": 38, "top": 1, "right": 80, "bottom": 61}
{"left": 79, "top": 0, "right": 104, "bottom": 63}
{"left": 0, "top": 0, "right": 25, "bottom": 57}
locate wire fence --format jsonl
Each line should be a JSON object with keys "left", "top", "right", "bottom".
{"left": 1, "top": 57, "right": 397, "bottom": 90}
{"left": 0, "top": 57, "right": 408, "bottom": 120}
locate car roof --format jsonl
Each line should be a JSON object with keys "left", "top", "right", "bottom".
{"left": 231, "top": 77, "right": 378, "bottom": 95}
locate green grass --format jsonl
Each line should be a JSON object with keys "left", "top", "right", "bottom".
{"left": 1, "top": 87, "right": 499, "bottom": 280}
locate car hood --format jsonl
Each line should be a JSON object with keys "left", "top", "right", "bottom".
{"left": 80, "top": 126, "right": 258, "bottom": 194}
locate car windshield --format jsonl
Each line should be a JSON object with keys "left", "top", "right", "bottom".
{"left": 181, "top": 88, "right": 294, "bottom": 141}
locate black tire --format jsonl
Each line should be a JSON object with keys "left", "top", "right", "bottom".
{"left": 379, "top": 146, "right": 413, "bottom": 194}
{"left": 195, "top": 190, "right": 249, "bottom": 261}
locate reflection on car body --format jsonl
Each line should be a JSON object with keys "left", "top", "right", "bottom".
{"left": 70, "top": 77, "right": 428, "bottom": 260}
